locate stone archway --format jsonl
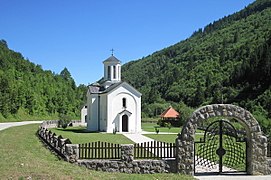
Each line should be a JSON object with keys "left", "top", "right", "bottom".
{"left": 176, "top": 104, "right": 270, "bottom": 175}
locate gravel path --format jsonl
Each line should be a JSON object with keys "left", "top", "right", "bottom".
{"left": 195, "top": 174, "right": 271, "bottom": 180}
{"left": 123, "top": 133, "right": 154, "bottom": 143}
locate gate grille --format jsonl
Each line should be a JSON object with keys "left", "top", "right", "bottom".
{"left": 195, "top": 119, "right": 247, "bottom": 174}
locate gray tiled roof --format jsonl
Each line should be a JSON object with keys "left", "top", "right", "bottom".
{"left": 88, "top": 82, "right": 122, "bottom": 94}
{"left": 88, "top": 85, "right": 100, "bottom": 93}
{"left": 102, "top": 82, "right": 123, "bottom": 93}
{"left": 103, "top": 55, "right": 121, "bottom": 63}
{"left": 88, "top": 81, "right": 141, "bottom": 97}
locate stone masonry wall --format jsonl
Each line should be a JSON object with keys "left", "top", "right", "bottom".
{"left": 77, "top": 159, "right": 176, "bottom": 174}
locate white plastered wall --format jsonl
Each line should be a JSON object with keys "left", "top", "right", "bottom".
{"left": 107, "top": 84, "right": 141, "bottom": 133}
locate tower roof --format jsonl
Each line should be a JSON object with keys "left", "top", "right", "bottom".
{"left": 160, "top": 107, "right": 180, "bottom": 118}
{"left": 103, "top": 55, "right": 121, "bottom": 64}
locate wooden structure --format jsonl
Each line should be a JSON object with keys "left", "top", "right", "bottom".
{"left": 160, "top": 106, "right": 179, "bottom": 120}
{"left": 78, "top": 141, "right": 176, "bottom": 160}
{"left": 79, "top": 142, "right": 121, "bottom": 159}
{"left": 134, "top": 141, "right": 176, "bottom": 159}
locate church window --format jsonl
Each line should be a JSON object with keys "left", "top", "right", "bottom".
{"left": 122, "top": 98, "right": 127, "bottom": 108}
{"left": 108, "top": 66, "right": 111, "bottom": 79}
{"left": 113, "top": 66, "right": 116, "bottom": 79}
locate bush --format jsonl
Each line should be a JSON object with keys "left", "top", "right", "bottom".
{"left": 58, "top": 114, "right": 71, "bottom": 129}
{"left": 157, "top": 119, "right": 166, "bottom": 127}
{"left": 154, "top": 126, "right": 160, "bottom": 134}
{"left": 165, "top": 122, "right": 172, "bottom": 130}
{"left": 177, "top": 102, "right": 194, "bottom": 126}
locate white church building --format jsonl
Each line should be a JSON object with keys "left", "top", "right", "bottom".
{"left": 86, "top": 55, "right": 142, "bottom": 133}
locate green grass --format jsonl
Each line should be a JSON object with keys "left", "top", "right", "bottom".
{"left": 142, "top": 123, "right": 182, "bottom": 133}
{"left": 50, "top": 123, "right": 199, "bottom": 145}
{"left": 0, "top": 124, "right": 194, "bottom": 179}
{"left": 145, "top": 133, "right": 204, "bottom": 144}
{"left": 145, "top": 134, "right": 178, "bottom": 143}
{"left": 50, "top": 126, "right": 134, "bottom": 144}
{"left": 141, "top": 117, "right": 160, "bottom": 123}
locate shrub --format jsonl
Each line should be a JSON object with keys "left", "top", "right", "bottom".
{"left": 157, "top": 119, "right": 164, "bottom": 127}
{"left": 58, "top": 114, "right": 71, "bottom": 129}
{"left": 154, "top": 126, "right": 160, "bottom": 134}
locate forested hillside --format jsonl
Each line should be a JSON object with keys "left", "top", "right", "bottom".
{"left": 0, "top": 40, "right": 87, "bottom": 121}
{"left": 122, "top": 0, "right": 271, "bottom": 134}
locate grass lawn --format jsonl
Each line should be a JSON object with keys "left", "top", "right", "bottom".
{"left": 142, "top": 122, "right": 204, "bottom": 143}
{"left": 145, "top": 133, "right": 204, "bottom": 143}
{"left": 142, "top": 123, "right": 182, "bottom": 133}
{"left": 145, "top": 134, "right": 178, "bottom": 143}
{"left": 50, "top": 126, "right": 134, "bottom": 144}
{"left": 0, "top": 124, "right": 194, "bottom": 179}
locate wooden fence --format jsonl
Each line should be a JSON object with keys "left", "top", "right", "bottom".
{"left": 79, "top": 141, "right": 121, "bottom": 159}
{"left": 134, "top": 141, "right": 176, "bottom": 159}
{"left": 38, "top": 122, "right": 176, "bottom": 160}
{"left": 78, "top": 140, "right": 176, "bottom": 160}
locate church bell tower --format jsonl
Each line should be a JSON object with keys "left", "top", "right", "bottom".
{"left": 103, "top": 54, "right": 121, "bottom": 84}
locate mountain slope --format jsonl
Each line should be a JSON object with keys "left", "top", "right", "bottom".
{"left": 122, "top": 0, "right": 271, "bottom": 129}
{"left": 0, "top": 40, "right": 87, "bottom": 121}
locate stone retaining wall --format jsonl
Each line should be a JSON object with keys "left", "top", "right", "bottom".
{"left": 40, "top": 120, "right": 83, "bottom": 128}
{"left": 78, "top": 159, "right": 176, "bottom": 174}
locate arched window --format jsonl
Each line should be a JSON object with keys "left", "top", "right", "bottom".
{"left": 122, "top": 98, "right": 127, "bottom": 108}
{"left": 107, "top": 66, "right": 111, "bottom": 79}
{"left": 113, "top": 66, "right": 116, "bottom": 79}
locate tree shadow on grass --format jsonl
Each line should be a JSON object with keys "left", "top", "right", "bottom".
{"left": 56, "top": 128, "right": 99, "bottom": 134}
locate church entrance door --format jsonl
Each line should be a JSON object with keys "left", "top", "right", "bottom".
{"left": 122, "top": 115, "right": 128, "bottom": 132}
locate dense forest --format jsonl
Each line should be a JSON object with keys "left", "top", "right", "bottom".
{"left": 0, "top": 40, "right": 87, "bottom": 121}
{"left": 122, "top": 0, "right": 271, "bottom": 135}
{"left": 0, "top": 0, "right": 270, "bottom": 136}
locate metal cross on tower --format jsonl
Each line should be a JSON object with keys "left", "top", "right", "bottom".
{"left": 110, "top": 48, "right": 114, "bottom": 56}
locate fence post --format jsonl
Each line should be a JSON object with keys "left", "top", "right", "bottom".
{"left": 65, "top": 144, "right": 79, "bottom": 163}
{"left": 45, "top": 129, "right": 49, "bottom": 141}
{"left": 48, "top": 131, "right": 53, "bottom": 144}
{"left": 121, "top": 144, "right": 134, "bottom": 162}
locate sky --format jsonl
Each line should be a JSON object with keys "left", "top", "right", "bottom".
{"left": 0, "top": 0, "right": 255, "bottom": 85}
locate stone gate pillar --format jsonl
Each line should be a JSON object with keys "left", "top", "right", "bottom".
{"left": 176, "top": 104, "right": 270, "bottom": 175}
{"left": 121, "top": 144, "right": 134, "bottom": 162}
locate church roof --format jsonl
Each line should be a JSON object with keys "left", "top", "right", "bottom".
{"left": 119, "top": 109, "right": 132, "bottom": 116}
{"left": 87, "top": 81, "right": 141, "bottom": 97}
{"left": 160, "top": 107, "right": 179, "bottom": 118}
{"left": 103, "top": 55, "right": 121, "bottom": 63}
{"left": 88, "top": 84, "right": 100, "bottom": 93}
{"left": 102, "top": 82, "right": 123, "bottom": 93}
